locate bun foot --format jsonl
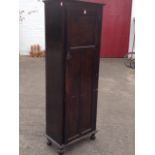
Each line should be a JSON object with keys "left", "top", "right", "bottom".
{"left": 47, "top": 138, "right": 52, "bottom": 146}
{"left": 90, "top": 133, "right": 96, "bottom": 140}
{"left": 58, "top": 148, "right": 64, "bottom": 155}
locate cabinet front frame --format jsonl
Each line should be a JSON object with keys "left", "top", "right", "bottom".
{"left": 63, "top": 1, "right": 103, "bottom": 143}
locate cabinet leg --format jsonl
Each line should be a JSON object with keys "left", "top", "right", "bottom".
{"left": 58, "top": 148, "right": 64, "bottom": 155}
{"left": 90, "top": 133, "right": 96, "bottom": 140}
{"left": 47, "top": 138, "right": 52, "bottom": 146}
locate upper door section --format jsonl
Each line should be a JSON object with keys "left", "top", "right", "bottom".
{"left": 65, "top": 1, "right": 102, "bottom": 48}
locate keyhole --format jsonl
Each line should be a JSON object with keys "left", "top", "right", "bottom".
{"left": 83, "top": 9, "right": 87, "bottom": 15}
{"left": 60, "top": 1, "right": 63, "bottom": 7}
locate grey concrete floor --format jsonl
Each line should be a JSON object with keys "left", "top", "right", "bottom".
{"left": 20, "top": 57, "right": 135, "bottom": 155}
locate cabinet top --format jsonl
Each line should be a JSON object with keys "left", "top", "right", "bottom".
{"left": 43, "top": 0, "right": 104, "bottom": 6}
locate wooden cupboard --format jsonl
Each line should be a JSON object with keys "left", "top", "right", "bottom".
{"left": 44, "top": 0, "right": 104, "bottom": 154}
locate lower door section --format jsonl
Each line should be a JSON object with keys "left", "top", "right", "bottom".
{"left": 65, "top": 48, "right": 98, "bottom": 142}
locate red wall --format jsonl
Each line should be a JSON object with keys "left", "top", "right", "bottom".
{"left": 83, "top": 0, "right": 132, "bottom": 57}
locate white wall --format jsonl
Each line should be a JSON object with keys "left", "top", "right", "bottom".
{"left": 19, "top": 0, "right": 45, "bottom": 55}
{"left": 128, "top": 0, "right": 135, "bottom": 54}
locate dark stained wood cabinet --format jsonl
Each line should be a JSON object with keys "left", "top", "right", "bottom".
{"left": 44, "top": 0, "right": 104, "bottom": 154}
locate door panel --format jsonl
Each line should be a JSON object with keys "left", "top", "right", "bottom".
{"left": 65, "top": 49, "right": 96, "bottom": 141}
{"left": 65, "top": 52, "right": 81, "bottom": 140}
{"left": 65, "top": 3, "right": 100, "bottom": 142}
{"left": 66, "top": 3, "right": 97, "bottom": 47}
{"left": 67, "top": 14, "right": 96, "bottom": 46}
{"left": 80, "top": 49, "right": 95, "bottom": 133}
{"left": 65, "top": 52, "right": 81, "bottom": 97}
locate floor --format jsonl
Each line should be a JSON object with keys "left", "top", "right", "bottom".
{"left": 19, "top": 57, "right": 135, "bottom": 155}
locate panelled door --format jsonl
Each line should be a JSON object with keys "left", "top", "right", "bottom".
{"left": 65, "top": 2, "right": 102, "bottom": 142}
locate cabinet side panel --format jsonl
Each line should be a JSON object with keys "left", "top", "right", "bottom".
{"left": 45, "top": 2, "right": 64, "bottom": 145}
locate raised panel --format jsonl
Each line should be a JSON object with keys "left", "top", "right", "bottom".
{"left": 65, "top": 48, "right": 98, "bottom": 141}
{"left": 66, "top": 4, "right": 97, "bottom": 47}
{"left": 65, "top": 52, "right": 81, "bottom": 141}
{"left": 79, "top": 49, "right": 95, "bottom": 133}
